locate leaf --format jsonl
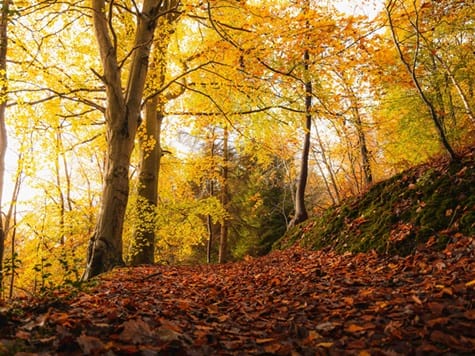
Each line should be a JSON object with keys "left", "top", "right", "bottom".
{"left": 317, "top": 342, "right": 334, "bottom": 348}
{"left": 411, "top": 295, "right": 423, "bottom": 305}
{"left": 76, "top": 334, "right": 105, "bottom": 354}
{"left": 346, "top": 324, "right": 366, "bottom": 333}
{"left": 465, "top": 279, "right": 475, "bottom": 287}
{"left": 118, "top": 319, "right": 154, "bottom": 344}
{"left": 256, "top": 338, "right": 275, "bottom": 344}
{"left": 463, "top": 310, "right": 475, "bottom": 320}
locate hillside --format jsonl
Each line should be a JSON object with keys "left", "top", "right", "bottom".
{"left": 275, "top": 146, "right": 475, "bottom": 255}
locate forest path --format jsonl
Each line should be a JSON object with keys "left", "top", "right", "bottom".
{"left": 1, "top": 237, "right": 474, "bottom": 355}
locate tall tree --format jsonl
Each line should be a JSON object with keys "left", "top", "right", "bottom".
{"left": 288, "top": 0, "right": 313, "bottom": 227}
{"left": 129, "top": 98, "right": 163, "bottom": 265}
{"left": 385, "top": 0, "right": 458, "bottom": 161}
{"left": 0, "top": 0, "right": 9, "bottom": 289}
{"left": 218, "top": 124, "right": 229, "bottom": 263}
{"left": 84, "top": 0, "right": 179, "bottom": 279}
{"left": 289, "top": 47, "right": 311, "bottom": 227}
{"left": 129, "top": 4, "right": 181, "bottom": 265}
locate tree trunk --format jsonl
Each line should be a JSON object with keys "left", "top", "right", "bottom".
{"left": 353, "top": 107, "right": 372, "bottom": 187}
{"left": 289, "top": 48, "right": 312, "bottom": 228}
{"left": 84, "top": 124, "right": 133, "bottom": 278}
{"left": 386, "top": 1, "right": 458, "bottom": 161}
{"left": 130, "top": 98, "right": 163, "bottom": 265}
{"left": 129, "top": 5, "right": 180, "bottom": 264}
{"left": 206, "top": 179, "right": 214, "bottom": 264}
{"left": 218, "top": 125, "right": 229, "bottom": 264}
{"left": 0, "top": 0, "right": 9, "bottom": 289}
{"left": 83, "top": 0, "right": 163, "bottom": 280}
{"left": 206, "top": 213, "right": 213, "bottom": 264}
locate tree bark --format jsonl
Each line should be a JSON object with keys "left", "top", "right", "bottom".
{"left": 0, "top": 0, "right": 9, "bottom": 289}
{"left": 311, "top": 128, "right": 341, "bottom": 205}
{"left": 218, "top": 125, "right": 229, "bottom": 264}
{"left": 83, "top": 0, "right": 164, "bottom": 280}
{"left": 351, "top": 101, "right": 372, "bottom": 187}
{"left": 130, "top": 98, "right": 163, "bottom": 265}
{"left": 289, "top": 48, "right": 311, "bottom": 228}
{"left": 206, "top": 178, "right": 215, "bottom": 264}
{"left": 129, "top": 4, "right": 180, "bottom": 264}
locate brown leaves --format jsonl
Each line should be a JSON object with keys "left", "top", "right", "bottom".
{"left": 0, "top": 236, "right": 474, "bottom": 354}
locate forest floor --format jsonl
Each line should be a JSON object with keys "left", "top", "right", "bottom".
{"left": 0, "top": 235, "right": 474, "bottom": 355}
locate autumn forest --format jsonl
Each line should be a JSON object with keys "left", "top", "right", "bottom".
{"left": 0, "top": 0, "right": 473, "bottom": 297}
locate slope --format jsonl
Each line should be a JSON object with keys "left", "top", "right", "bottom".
{"left": 275, "top": 146, "right": 475, "bottom": 255}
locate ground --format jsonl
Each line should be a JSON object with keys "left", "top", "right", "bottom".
{"left": 0, "top": 235, "right": 474, "bottom": 355}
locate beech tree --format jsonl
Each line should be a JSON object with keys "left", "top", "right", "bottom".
{"left": 0, "top": 0, "right": 8, "bottom": 289}
{"left": 385, "top": 0, "right": 458, "bottom": 161}
{"left": 129, "top": 4, "right": 180, "bottom": 265}
{"left": 83, "top": 0, "right": 179, "bottom": 279}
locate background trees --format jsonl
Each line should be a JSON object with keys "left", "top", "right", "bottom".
{"left": 0, "top": 0, "right": 473, "bottom": 295}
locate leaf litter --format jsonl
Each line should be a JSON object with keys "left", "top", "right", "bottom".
{"left": 0, "top": 235, "right": 474, "bottom": 355}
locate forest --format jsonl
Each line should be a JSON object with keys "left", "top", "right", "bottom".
{"left": 0, "top": 0, "right": 474, "bottom": 353}
{"left": 0, "top": 0, "right": 473, "bottom": 299}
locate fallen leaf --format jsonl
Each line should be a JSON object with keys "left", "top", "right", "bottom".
{"left": 118, "top": 318, "right": 154, "bottom": 344}
{"left": 465, "top": 279, "right": 475, "bottom": 287}
{"left": 256, "top": 338, "right": 275, "bottom": 344}
{"left": 411, "top": 295, "right": 423, "bottom": 305}
{"left": 346, "top": 324, "right": 366, "bottom": 333}
{"left": 77, "top": 334, "right": 105, "bottom": 354}
{"left": 317, "top": 342, "right": 333, "bottom": 348}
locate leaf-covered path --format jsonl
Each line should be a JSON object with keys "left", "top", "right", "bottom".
{"left": 1, "top": 236, "right": 474, "bottom": 355}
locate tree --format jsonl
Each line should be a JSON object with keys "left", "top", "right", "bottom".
{"left": 385, "top": 0, "right": 458, "bottom": 161}
{"left": 218, "top": 124, "right": 229, "bottom": 263}
{"left": 0, "top": 0, "right": 9, "bottom": 290}
{"left": 84, "top": 0, "right": 179, "bottom": 279}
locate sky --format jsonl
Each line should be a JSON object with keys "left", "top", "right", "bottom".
{"left": 334, "top": 0, "right": 383, "bottom": 18}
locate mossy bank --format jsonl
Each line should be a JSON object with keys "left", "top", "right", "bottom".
{"left": 275, "top": 147, "right": 475, "bottom": 255}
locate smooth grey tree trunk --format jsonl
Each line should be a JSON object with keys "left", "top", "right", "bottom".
{"left": 130, "top": 99, "right": 163, "bottom": 265}
{"left": 0, "top": 0, "right": 9, "bottom": 288}
{"left": 83, "top": 0, "right": 167, "bottom": 280}
{"left": 289, "top": 48, "right": 312, "bottom": 228}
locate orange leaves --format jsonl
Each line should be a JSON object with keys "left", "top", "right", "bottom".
{"left": 1, "top": 235, "right": 474, "bottom": 354}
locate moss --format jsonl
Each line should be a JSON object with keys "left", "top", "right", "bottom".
{"left": 274, "top": 147, "right": 475, "bottom": 256}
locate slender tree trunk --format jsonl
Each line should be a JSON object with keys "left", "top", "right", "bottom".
{"left": 289, "top": 48, "right": 312, "bottom": 228}
{"left": 8, "top": 204, "right": 16, "bottom": 299}
{"left": 4, "top": 154, "right": 22, "bottom": 298}
{"left": 53, "top": 126, "right": 67, "bottom": 245}
{"left": 386, "top": 1, "right": 458, "bottom": 161}
{"left": 312, "top": 148, "right": 336, "bottom": 205}
{"left": 206, "top": 179, "right": 214, "bottom": 264}
{"left": 206, "top": 135, "right": 216, "bottom": 264}
{"left": 84, "top": 0, "right": 164, "bottom": 280}
{"left": 130, "top": 98, "right": 163, "bottom": 265}
{"left": 206, "top": 213, "right": 213, "bottom": 263}
{"left": 130, "top": 6, "right": 180, "bottom": 264}
{"left": 313, "top": 121, "right": 341, "bottom": 204}
{"left": 0, "top": 0, "right": 9, "bottom": 290}
{"left": 218, "top": 125, "right": 229, "bottom": 264}
{"left": 436, "top": 57, "right": 475, "bottom": 125}
{"left": 353, "top": 109, "right": 372, "bottom": 187}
